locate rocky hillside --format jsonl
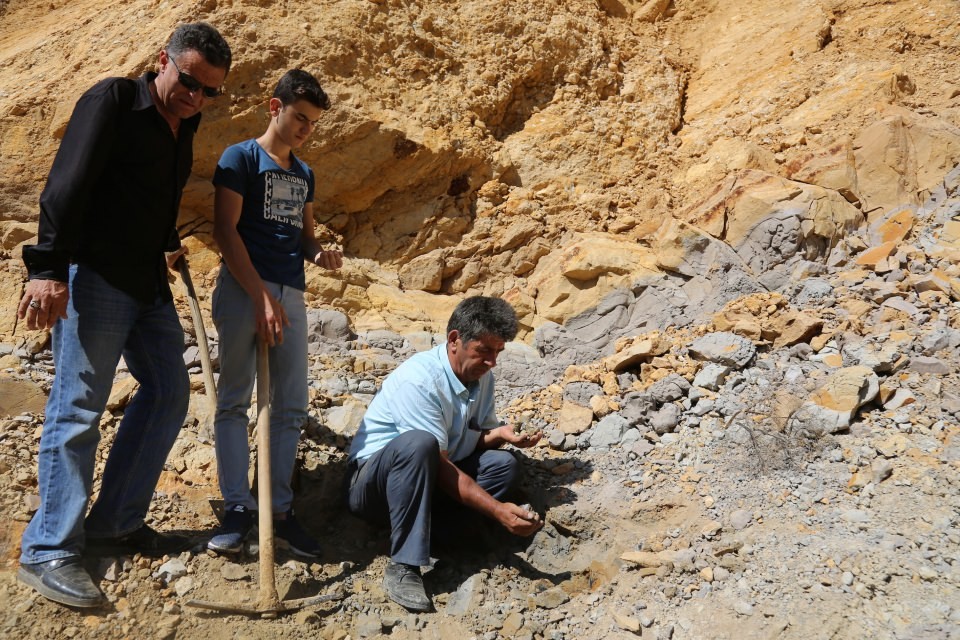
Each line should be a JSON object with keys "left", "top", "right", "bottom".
{"left": 1, "top": 1, "right": 959, "bottom": 639}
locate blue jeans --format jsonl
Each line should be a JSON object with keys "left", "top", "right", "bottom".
{"left": 212, "top": 266, "right": 308, "bottom": 514}
{"left": 20, "top": 264, "right": 189, "bottom": 565}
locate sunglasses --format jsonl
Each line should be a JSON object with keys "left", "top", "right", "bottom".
{"left": 168, "top": 55, "right": 222, "bottom": 98}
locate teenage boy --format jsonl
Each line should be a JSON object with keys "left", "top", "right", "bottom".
{"left": 208, "top": 69, "right": 342, "bottom": 557}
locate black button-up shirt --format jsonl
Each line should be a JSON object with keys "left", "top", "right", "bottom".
{"left": 22, "top": 72, "right": 200, "bottom": 304}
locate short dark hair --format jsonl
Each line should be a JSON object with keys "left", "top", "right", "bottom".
{"left": 167, "top": 22, "right": 232, "bottom": 74}
{"left": 447, "top": 296, "right": 518, "bottom": 344}
{"left": 273, "top": 69, "right": 330, "bottom": 110}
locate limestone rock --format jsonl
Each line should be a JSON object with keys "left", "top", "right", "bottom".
{"left": 650, "top": 403, "right": 681, "bottom": 435}
{"left": 682, "top": 170, "right": 862, "bottom": 273}
{"left": 688, "top": 332, "right": 756, "bottom": 368}
{"left": 527, "top": 234, "right": 659, "bottom": 323}
{"left": 770, "top": 310, "right": 823, "bottom": 349}
{"left": 603, "top": 333, "right": 669, "bottom": 372}
{"left": 557, "top": 401, "right": 594, "bottom": 436}
{"left": 398, "top": 253, "right": 444, "bottom": 292}
{"left": 841, "top": 333, "right": 912, "bottom": 373}
{"left": 865, "top": 207, "right": 915, "bottom": 247}
{"left": 908, "top": 356, "right": 951, "bottom": 375}
{"left": 785, "top": 137, "right": 860, "bottom": 204}
{"left": 621, "top": 551, "right": 665, "bottom": 568}
{"left": 322, "top": 398, "right": 370, "bottom": 436}
{"left": 528, "top": 585, "right": 570, "bottom": 610}
{"left": 796, "top": 366, "right": 880, "bottom": 434}
{"left": 0, "top": 377, "right": 47, "bottom": 417}
{"left": 855, "top": 110, "right": 960, "bottom": 220}
{"left": 612, "top": 610, "right": 642, "bottom": 633}
{"left": 307, "top": 309, "right": 357, "bottom": 342}
{"left": 654, "top": 218, "right": 744, "bottom": 278}
{"left": 693, "top": 363, "right": 729, "bottom": 391}
{"left": 647, "top": 374, "right": 690, "bottom": 404}
{"left": 588, "top": 413, "right": 631, "bottom": 448}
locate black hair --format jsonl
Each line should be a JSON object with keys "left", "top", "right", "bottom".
{"left": 447, "top": 296, "right": 518, "bottom": 344}
{"left": 273, "top": 69, "right": 331, "bottom": 110}
{"left": 167, "top": 22, "right": 233, "bottom": 74}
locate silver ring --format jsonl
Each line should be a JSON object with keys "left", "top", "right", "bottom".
{"left": 28, "top": 300, "right": 41, "bottom": 310}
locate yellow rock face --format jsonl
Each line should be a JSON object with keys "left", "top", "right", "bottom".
{"left": 2, "top": 0, "right": 959, "bottom": 340}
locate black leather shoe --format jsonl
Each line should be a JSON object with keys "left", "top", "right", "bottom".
{"left": 18, "top": 557, "right": 103, "bottom": 608}
{"left": 86, "top": 524, "right": 191, "bottom": 557}
{"left": 383, "top": 561, "right": 432, "bottom": 612}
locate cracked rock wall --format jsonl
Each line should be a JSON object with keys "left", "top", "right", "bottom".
{"left": 1, "top": 0, "right": 958, "bottom": 341}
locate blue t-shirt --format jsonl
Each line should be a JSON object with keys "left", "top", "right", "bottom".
{"left": 348, "top": 343, "right": 500, "bottom": 463}
{"left": 213, "top": 139, "right": 315, "bottom": 289}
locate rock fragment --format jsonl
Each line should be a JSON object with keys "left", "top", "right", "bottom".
{"left": 689, "top": 332, "right": 756, "bottom": 368}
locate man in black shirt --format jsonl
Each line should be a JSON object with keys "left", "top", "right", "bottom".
{"left": 16, "top": 22, "right": 231, "bottom": 608}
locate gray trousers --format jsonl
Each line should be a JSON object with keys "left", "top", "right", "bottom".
{"left": 212, "top": 266, "right": 308, "bottom": 514}
{"left": 346, "top": 430, "right": 520, "bottom": 566}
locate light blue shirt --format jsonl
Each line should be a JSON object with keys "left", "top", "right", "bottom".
{"left": 348, "top": 343, "right": 500, "bottom": 463}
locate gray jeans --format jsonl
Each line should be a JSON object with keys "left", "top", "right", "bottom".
{"left": 347, "top": 430, "right": 520, "bottom": 566}
{"left": 212, "top": 266, "right": 308, "bottom": 513}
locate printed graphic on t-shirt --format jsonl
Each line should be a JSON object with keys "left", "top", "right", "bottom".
{"left": 263, "top": 172, "right": 306, "bottom": 229}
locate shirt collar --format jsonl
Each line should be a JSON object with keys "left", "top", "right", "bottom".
{"left": 438, "top": 343, "right": 469, "bottom": 398}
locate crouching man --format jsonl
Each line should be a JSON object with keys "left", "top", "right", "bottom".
{"left": 345, "top": 296, "right": 543, "bottom": 611}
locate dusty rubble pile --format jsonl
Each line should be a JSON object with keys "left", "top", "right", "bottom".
{"left": 0, "top": 173, "right": 958, "bottom": 640}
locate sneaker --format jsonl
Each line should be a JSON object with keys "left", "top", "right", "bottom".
{"left": 383, "top": 561, "right": 431, "bottom": 612}
{"left": 273, "top": 510, "right": 322, "bottom": 559}
{"left": 86, "top": 524, "right": 191, "bottom": 558}
{"left": 207, "top": 505, "right": 255, "bottom": 554}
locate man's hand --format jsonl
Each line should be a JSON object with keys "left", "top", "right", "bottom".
{"left": 313, "top": 248, "right": 343, "bottom": 270}
{"left": 165, "top": 246, "right": 188, "bottom": 271}
{"left": 497, "top": 502, "right": 543, "bottom": 536}
{"left": 497, "top": 424, "right": 543, "bottom": 449}
{"left": 18, "top": 279, "right": 69, "bottom": 331}
{"left": 255, "top": 288, "right": 288, "bottom": 346}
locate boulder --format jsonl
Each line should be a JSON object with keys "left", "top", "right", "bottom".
{"left": 688, "top": 332, "right": 756, "bottom": 368}
{"left": 795, "top": 366, "right": 880, "bottom": 434}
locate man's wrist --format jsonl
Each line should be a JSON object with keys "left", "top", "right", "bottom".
{"left": 483, "top": 426, "right": 507, "bottom": 448}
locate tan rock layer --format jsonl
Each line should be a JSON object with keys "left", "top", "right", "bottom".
{"left": 1, "top": 0, "right": 959, "bottom": 341}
